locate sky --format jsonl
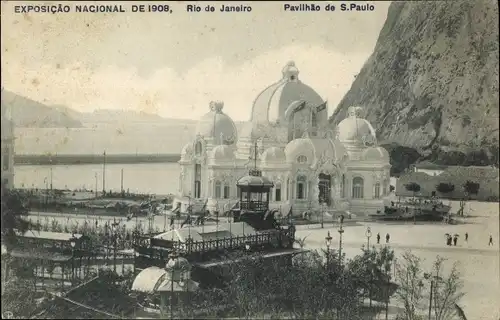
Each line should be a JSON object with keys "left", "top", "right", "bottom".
{"left": 1, "top": 1, "right": 391, "bottom": 121}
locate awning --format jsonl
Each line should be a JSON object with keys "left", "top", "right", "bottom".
{"left": 10, "top": 249, "right": 72, "bottom": 262}
{"left": 196, "top": 248, "right": 309, "bottom": 268}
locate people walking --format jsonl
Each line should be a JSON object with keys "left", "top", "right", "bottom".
{"left": 453, "top": 235, "right": 458, "bottom": 246}
{"left": 377, "top": 233, "right": 381, "bottom": 244}
{"left": 465, "top": 232, "right": 468, "bottom": 242}
{"left": 489, "top": 235, "right": 493, "bottom": 246}
{"left": 385, "top": 233, "right": 390, "bottom": 244}
{"left": 446, "top": 234, "right": 452, "bottom": 246}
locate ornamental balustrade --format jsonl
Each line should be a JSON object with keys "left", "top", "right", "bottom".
{"left": 133, "top": 228, "right": 295, "bottom": 258}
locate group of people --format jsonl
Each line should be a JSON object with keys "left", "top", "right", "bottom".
{"left": 376, "top": 232, "right": 391, "bottom": 244}
{"left": 445, "top": 232, "right": 494, "bottom": 246}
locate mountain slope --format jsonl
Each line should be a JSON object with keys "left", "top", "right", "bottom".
{"left": 330, "top": 0, "right": 499, "bottom": 172}
{"left": 1, "top": 90, "right": 83, "bottom": 128}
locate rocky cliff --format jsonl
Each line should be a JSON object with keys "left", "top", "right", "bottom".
{"left": 330, "top": 0, "right": 499, "bottom": 174}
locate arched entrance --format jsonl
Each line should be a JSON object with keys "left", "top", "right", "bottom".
{"left": 318, "top": 173, "right": 331, "bottom": 206}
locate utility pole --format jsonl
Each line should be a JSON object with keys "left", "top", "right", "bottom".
{"left": 94, "top": 173, "right": 98, "bottom": 199}
{"left": 102, "top": 150, "right": 106, "bottom": 193}
{"left": 120, "top": 168, "right": 124, "bottom": 193}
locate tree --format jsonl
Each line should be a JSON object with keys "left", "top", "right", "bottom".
{"left": 1, "top": 187, "right": 31, "bottom": 249}
{"left": 429, "top": 256, "right": 465, "bottom": 320}
{"left": 404, "top": 182, "right": 421, "bottom": 198}
{"left": 462, "top": 180, "right": 480, "bottom": 198}
{"left": 395, "top": 252, "right": 466, "bottom": 320}
{"left": 435, "top": 182, "right": 455, "bottom": 196}
{"left": 394, "top": 252, "right": 426, "bottom": 320}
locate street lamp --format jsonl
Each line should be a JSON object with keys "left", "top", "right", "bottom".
{"left": 69, "top": 237, "right": 77, "bottom": 283}
{"left": 365, "top": 227, "right": 372, "bottom": 250}
{"left": 133, "top": 250, "right": 140, "bottom": 274}
{"left": 337, "top": 215, "right": 345, "bottom": 265}
{"left": 111, "top": 220, "right": 119, "bottom": 274}
{"left": 325, "top": 231, "right": 332, "bottom": 266}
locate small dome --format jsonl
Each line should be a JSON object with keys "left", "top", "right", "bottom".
{"left": 237, "top": 174, "right": 274, "bottom": 188}
{"left": 165, "top": 256, "right": 191, "bottom": 271}
{"left": 261, "top": 147, "right": 286, "bottom": 164}
{"left": 362, "top": 146, "right": 390, "bottom": 162}
{"left": 196, "top": 101, "right": 238, "bottom": 145}
{"left": 284, "top": 134, "right": 315, "bottom": 164}
{"left": 337, "top": 106, "right": 376, "bottom": 146}
{"left": 209, "top": 144, "right": 235, "bottom": 161}
{"left": 251, "top": 62, "right": 325, "bottom": 123}
{"left": 180, "top": 143, "right": 193, "bottom": 160}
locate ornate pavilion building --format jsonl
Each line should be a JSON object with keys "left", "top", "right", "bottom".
{"left": 175, "top": 62, "right": 391, "bottom": 216}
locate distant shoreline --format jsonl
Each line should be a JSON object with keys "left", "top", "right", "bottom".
{"left": 14, "top": 153, "right": 181, "bottom": 166}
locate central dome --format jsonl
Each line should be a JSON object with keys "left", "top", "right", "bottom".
{"left": 251, "top": 61, "right": 324, "bottom": 123}
{"left": 196, "top": 101, "right": 238, "bottom": 145}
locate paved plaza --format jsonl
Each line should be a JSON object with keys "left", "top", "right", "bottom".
{"left": 28, "top": 200, "right": 499, "bottom": 319}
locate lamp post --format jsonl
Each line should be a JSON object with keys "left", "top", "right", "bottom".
{"left": 366, "top": 227, "right": 373, "bottom": 308}
{"left": 69, "top": 237, "right": 76, "bottom": 284}
{"left": 325, "top": 231, "right": 332, "bottom": 266}
{"left": 111, "top": 220, "right": 119, "bottom": 274}
{"left": 337, "top": 215, "right": 345, "bottom": 265}
{"left": 365, "top": 227, "right": 372, "bottom": 250}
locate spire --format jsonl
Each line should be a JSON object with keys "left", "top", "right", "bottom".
{"left": 248, "top": 141, "right": 262, "bottom": 177}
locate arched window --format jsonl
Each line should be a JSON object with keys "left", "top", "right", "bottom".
{"left": 341, "top": 174, "right": 345, "bottom": 198}
{"left": 195, "top": 141, "right": 202, "bottom": 156}
{"left": 311, "top": 112, "right": 317, "bottom": 128}
{"left": 286, "top": 178, "right": 290, "bottom": 200}
{"left": 223, "top": 184, "right": 230, "bottom": 199}
{"left": 374, "top": 182, "right": 381, "bottom": 199}
{"left": 352, "top": 177, "right": 364, "bottom": 199}
{"left": 215, "top": 181, "right": 221, "bottom": 198}
{"left": 297, "top": 155, "right": 308, "bottom": 164}
{"left": 275, "top": 182, "right": 282, "bottom": 202}
{"left": 296, "top": 175, "right": 307, "bottom": 200}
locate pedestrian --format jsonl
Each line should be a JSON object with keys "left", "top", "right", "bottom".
{"left": 446, "top": 235, "right": 452, "bottom": 246}
{"left": 386, "top": 233, "right": 390, "bottom": 244}
{"left": 489, "top": 235, "right": 493, "bottom": 246}
{"left": 465, "top": 232, "right": 468, "bottom": 242}
{"left": 377, "top": 233, "right": 381, "bottom": 244}
{"left": 453, "top": 235, "right": 458, "bottom": 246}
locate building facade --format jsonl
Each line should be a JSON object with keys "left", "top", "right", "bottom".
{"left": 175, "top": 62, "right": 391, "bottom": 216}
{"left": 1, "top": 100, "right": 15, "bottom": 189}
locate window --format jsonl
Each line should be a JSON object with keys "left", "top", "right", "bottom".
{"left": 341, "top": 174, "right": 345, "bottom": 198}
{"left": 382, "top": 184, "right": 387, "bottom": 197}
{"left": 223, "top": 185, "right": 230, "bottom": 199}
{"left": 195, "top": 142, "right": 202, "bottom": 156}
{"left": 215, "top": 181, "right": 221, "bottom": 198}
{"left": 297, "top": 155, "right": 308, "bottom": 164}
{"left": 296, "top": 175, "right": 306, "bottom": 199}
{"left": 352, "top": 177, "right": 364, "bottom": 199}
{"left": 286, "top": 178, "right": 290, "bottom": 200}
{"left": 2, "top": 153, "right": 9, "bottom": 171}
{"left": 275, "top": 183, "right": 282, "bottom": 202}
{"left": 374, "top": 182, "right": 381, "bottom": 199}
{"left": 311, "top": 113, "right": 317, "bottom": 128}
{"left": 194, "top": 164, "right": 202, "bottom": 198}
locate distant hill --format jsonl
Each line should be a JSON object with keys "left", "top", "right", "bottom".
{"left": 80, "top": 109, "right": 168, "bottom": 123}
{"left": 1, "top": 90, "right": 83, "bottom": 128}
{"left": 330, "top": 1, "right": 499, "bottom": 173}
